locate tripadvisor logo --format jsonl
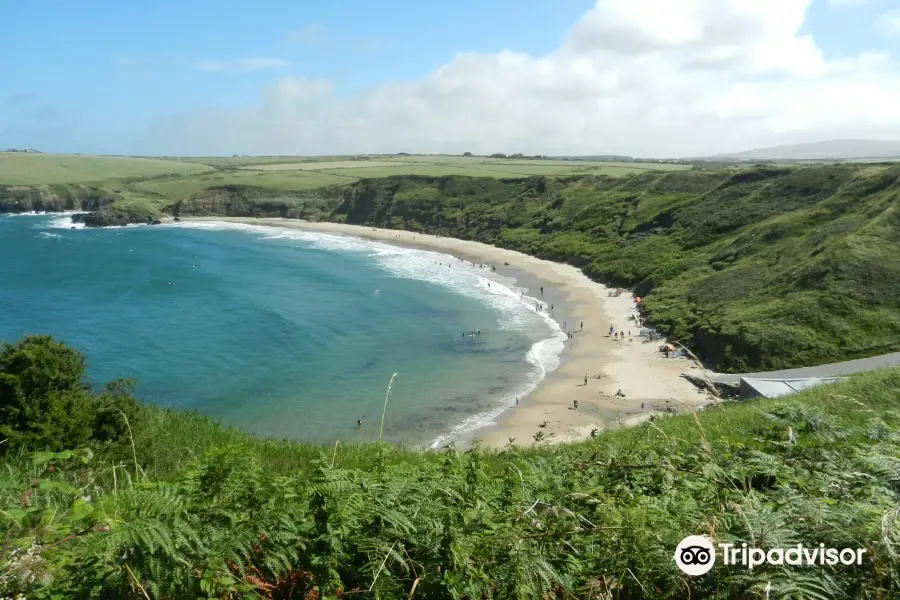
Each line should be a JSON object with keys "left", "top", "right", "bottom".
{"left": 674, "top": 535, "right": 867, "bottom": 575}
{"left": 675, "top": 536, "right": 716, "bottom": 576}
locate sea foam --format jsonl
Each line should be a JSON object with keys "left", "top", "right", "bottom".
{"left": 174, "top": 220, "right": 568, "bottom": 446}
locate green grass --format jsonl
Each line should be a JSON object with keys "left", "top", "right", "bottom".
{"left": 0, "top": 152, "right": 213, "bottom": 184}
{"left": 133, "top": 169, "right": 352, "bottom": 198}
{"left": 238, "top": 160, "right": 419, "bottom": 171}
{"left": 2, "top": 153, "right": 692, "bottom": 219}
{"left": 3, "top": 337, "right": 899, "bottom": 598}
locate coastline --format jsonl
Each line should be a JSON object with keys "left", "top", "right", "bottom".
{"left": 180, "top": 216, "right": 712, "bottom": 448}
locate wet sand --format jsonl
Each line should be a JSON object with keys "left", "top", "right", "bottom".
{"left": 181, "top": 217, "right": 712, "bottom": 448}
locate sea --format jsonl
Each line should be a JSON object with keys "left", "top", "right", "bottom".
{"left": 0, "top": 213, "right": 566, "bottom": 448}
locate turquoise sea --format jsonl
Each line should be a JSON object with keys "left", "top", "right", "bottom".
{"left": 0, "top": 214, "right": 565, "bottom": 447}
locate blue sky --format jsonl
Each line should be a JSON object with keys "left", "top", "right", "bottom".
{"left": 2, "top": 0, "right": 900, "bottom": 156}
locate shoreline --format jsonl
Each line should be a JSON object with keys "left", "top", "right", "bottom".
{"left": 181, "top": 216, "right": 713, "bottom": 448}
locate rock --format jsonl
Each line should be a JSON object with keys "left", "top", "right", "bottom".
{"left": 71, "top": 210, "right": 155, "bottom": 228}
{"left": 173, "top": 216, "right": 181, "bottom": 222}
{"left": 151, "top": 220, "right": 162, "bottom": 225}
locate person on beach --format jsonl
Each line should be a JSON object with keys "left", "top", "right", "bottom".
{"left": 584, "top": 374, "right": 588, "bottom": 385}
{"left": 540, "top": 286, "right": 544, "bottom": 295}
{"left": 357, "top": 419, "right": 362, "bottom": 427}
{"left": 580, "top": 321, "right": 583, "bottom": 331}
{"left": 515, "top": 397, "right": 519, "bottom": 405}
{"left": 551, "top": 304, "right": 554, "bottom": 311}
{"left": 609, "top": 325, "right": 614, "bottom": 335}
{"left": 641, "top": 402, "right": 644, "bottom": 411}
{"left": 573, "top": 399, "right": 579, "bottom": 409}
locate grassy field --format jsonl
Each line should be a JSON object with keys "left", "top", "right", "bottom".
{"left": 1, "top": 153, "right": 691, "bottom": 216}
{"left": 0, "top": 152, "right": 213, "bottom": 184}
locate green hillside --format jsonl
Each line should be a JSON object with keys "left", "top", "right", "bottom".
{"left": 1, "top": 335, "right": 898, "bottom": 599}
{"left": 325, "top": 165, "right": 900, "bottom": 372}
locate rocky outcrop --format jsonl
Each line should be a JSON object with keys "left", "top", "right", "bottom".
{"left": 172, "top": 185, "right": 339, "bottom": 219}
{"left": 0, "top": 184, "right": 120, "bottom": 213}
{"left": 71, "top": 210, "right": 158, "bottom": 228}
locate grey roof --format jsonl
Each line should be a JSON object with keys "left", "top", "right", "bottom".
{"left": 740, "top": 377, "right": 843, "bottom": 398}
{"left": 711, "top": 351, "right": 900, "bottom": 384}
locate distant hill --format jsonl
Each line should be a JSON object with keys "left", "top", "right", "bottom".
{"left": 714, "top": 139, "right": 900, "bottom": 161}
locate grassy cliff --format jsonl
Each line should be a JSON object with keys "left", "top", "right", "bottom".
{"left": 329, "top": 165, "right": 900, "bottom": 372}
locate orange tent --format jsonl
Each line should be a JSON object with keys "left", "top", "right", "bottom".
{"left": 635, "top": 297, "right": 641, "bottom": 303}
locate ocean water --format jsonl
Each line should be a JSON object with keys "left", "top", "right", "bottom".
{"left": 0, "top": 214, "right": 565, "bottom": 447}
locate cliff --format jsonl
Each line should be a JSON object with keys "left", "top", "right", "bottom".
{"left": 0, "top": 184, "right": 119, "bottom": 213}
{"left": 171, "top": 185, "right": 339, "bottom": 220}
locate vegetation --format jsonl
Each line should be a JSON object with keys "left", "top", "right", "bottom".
{"left": 1, "top": 153, "right": 688, "bottom": 218}
{"left": 0, "top": 153, "right": 212, "bottom": 185}
{"left": 330, "top": 165, "right": 900, "bottom": 371}
{"left": 1, "top": 335, "right": 898, "bottom": 598}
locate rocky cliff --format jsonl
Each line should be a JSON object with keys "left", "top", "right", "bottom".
{"left": 171, "top": 185, "right": 339, "bottom": 220}
{"left": 71, "top": 210, "right": 161, "bottom": 228}
{"left": 0, "top": 184, "right": 120, "bottom": 213}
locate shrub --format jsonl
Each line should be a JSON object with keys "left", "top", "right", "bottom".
{"left": 0, "top": 336, "right": 138, "bottom": 452}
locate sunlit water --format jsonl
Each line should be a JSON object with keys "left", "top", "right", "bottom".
{"left": 0, "top": 214, "right": 565, "bottom": 447}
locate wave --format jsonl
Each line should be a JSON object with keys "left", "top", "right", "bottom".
{"left": 44, "top": 214, "right": 152, "bottom": 231}
{"left": 4, "top": 210, "right": 74, "bottom": 219}
{"left": 47, "top": 214, "right": 86, "bottom": 229}
{"left": 173, "top": 220, "right": 568, "bottom": 446}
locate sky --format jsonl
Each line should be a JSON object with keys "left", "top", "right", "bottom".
{"left": 2, "top": 0, "right": 900, "bottom": 157}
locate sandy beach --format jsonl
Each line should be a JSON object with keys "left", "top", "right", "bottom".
{"left": 182, "top": 217, "right": 712, "bottom": 448}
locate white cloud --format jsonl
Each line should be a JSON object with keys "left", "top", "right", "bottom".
{"left": 827, "top": 0, "right": 868, "bottom": 6}
{"left": 195, "top": 58, "right": 291, "bottom": 72}
{"left": 878, "top": 10, "right": 900, "bottom": 36}
{"left": 146, "top": 0, "right": 900, "bottom": 157}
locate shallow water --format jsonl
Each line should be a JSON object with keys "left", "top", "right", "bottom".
{"left": 0, "top": 214, "right": 565, "bottom": 447}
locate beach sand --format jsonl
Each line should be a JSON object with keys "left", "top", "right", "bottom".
{"left": 182, "top": 217, "right": 713, "bottom": 448}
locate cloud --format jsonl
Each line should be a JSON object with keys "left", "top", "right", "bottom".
{"left": 827, "top": 0, "right": 867, "bottom": 6}
{"left": 286, "top": 25, "right": 322, "bottom": 45}
{"left": 145, "top": 0, "right": 900, "bottom": 157}
{"left": 878, "top": 10, "right": 900, "bottom": 36}
{"left": 195, "top": 58, "right": 291, "bottom": 72}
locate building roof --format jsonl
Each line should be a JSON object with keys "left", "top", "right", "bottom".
{"left": 740, "top": 377, "right": 843, "bottom": 398}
